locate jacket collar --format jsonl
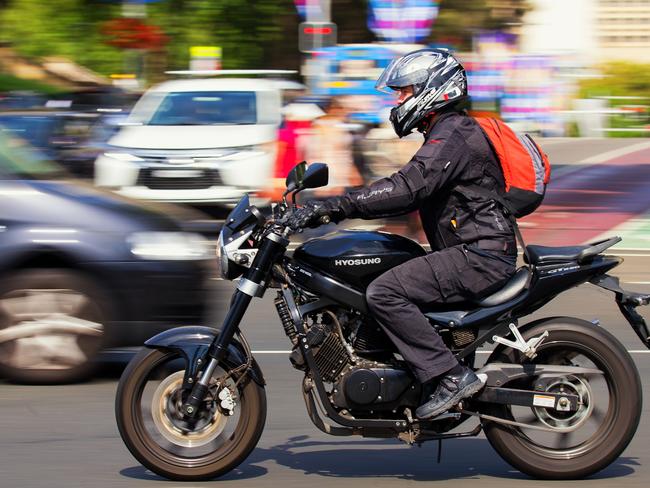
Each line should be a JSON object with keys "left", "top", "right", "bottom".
{"left": 423, "top": 110, "right": 459, "bottom": 138}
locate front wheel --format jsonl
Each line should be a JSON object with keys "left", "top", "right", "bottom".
{"left": 115, "top": 347, "right": 266, "bottom": 481}
{"left": 482, "top": 318, "right": 642, "bottom": 479}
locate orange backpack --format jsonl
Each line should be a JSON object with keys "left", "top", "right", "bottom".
{"left": 474, "top": 117, "right": 551, "bottom": 218}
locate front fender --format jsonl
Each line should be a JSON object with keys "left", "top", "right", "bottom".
{"left": 144, "top": 326, "right": 265, "bottom": 386}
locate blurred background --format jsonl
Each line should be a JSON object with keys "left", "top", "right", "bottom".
{"left": 0, "top": 0, "right": 649, "bottom": 383}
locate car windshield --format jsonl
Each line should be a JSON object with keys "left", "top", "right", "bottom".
{"left": 147, "top": 91, "right": 257, "bottom": 126}
{"left": 0, "top": 129, "right": 66, "bottom": 179}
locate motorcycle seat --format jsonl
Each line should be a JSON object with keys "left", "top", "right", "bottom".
{"left": 474, "top": 267, "right": 531, "bottom": 307}
{"left": 425, "top": 267, "right": 531, "bottom": 327}
{"left": 526, "top": 236, "right": 621, "bottom": 265}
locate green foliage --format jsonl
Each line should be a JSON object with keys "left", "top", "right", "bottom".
{"left": 579, "top": 62, "right": 650, "bottom": 138}
{"left": 0, "top": 0, "right": 124, "bottom": 74}
{"left": 579, "top": 62, "right": 650, "bottom": 101}
{"left": 147, "top": 0, "right": 294, "bottom": 70}
{"left": 0, "top": 0, "right": 295, "bottom": 76}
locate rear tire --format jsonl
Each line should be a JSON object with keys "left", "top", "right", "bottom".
{"left": 116, "top": 347, "right": 266, "bottom": 481}
{"left": 482, "top": 318, "right": 642, "bottom": 479}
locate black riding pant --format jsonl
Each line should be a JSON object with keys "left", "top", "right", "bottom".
{"left": 366, "top": 244, "right": 516, "bottom": 383}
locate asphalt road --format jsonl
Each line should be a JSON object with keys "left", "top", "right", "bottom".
{"left": 1, "top": 279, "right": 649, "bottom": 488}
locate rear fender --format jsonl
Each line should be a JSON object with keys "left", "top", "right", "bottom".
{"left": 590, "top": 274, "right": 650, "bottom": 349}
{"left": 144, "top": 326, "right": 265, "bottom": 387}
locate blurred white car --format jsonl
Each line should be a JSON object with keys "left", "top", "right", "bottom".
{"left": 94, "top": 78, "right": 281, "bottom": 206}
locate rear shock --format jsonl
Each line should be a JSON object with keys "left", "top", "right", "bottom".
{"left": 275, "top": 292, "right": 298, "bottom": 346}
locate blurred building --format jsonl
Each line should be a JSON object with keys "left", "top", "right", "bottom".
{"left": 520, "top": 0, "right": 597, "bottom": 62}
{"left": 520, "top": 0, "right": 650, "bottom": 63}
{"left": 597, "top": 0, "right": 650, "bottom": 62}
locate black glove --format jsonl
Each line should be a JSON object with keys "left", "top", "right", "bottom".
{"left": 285, "top": 198, "right": 346, "bottom": 231}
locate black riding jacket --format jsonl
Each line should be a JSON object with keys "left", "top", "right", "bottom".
{"left": 338, "top": 111, "right": 516, "bottom": 252}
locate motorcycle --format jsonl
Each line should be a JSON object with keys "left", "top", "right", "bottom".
{"left": 115, "top": 161, "right": 650, "bottom": 481}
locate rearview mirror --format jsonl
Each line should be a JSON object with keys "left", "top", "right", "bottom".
{"left": 285, "top": 161, "right": 307, "bottom": 192}
{"left": 301, "top": 162, "right": 329, "bottom": 190}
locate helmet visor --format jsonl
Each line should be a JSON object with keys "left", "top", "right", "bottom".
{"left": 375, "top": 51, "right": 444, "bottom": 94}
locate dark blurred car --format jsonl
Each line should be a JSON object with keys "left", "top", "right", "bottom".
{"left": 0, "top": 110, "right": 122, "bottom": 178}
{"left": 0, "top": 90, "right": 47, "bottom": 111}
{"left": 0, "top": 130, "right": 215, "bottom": 383}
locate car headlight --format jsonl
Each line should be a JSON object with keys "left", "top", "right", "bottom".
{"left": 103, "top": 152, "right": 144, "bottom": 163}
{"left": 128, "top": 232, "right": 210, "bottom": 260}
{"left": 225, "top": 141, "right": 276, "bottom": 161}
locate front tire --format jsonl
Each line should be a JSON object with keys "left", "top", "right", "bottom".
{"left": 115, "top": 347, "right": 266, "bottom": 481}
{"left": 482, "top": 318, "right": 642, "bottom": 479}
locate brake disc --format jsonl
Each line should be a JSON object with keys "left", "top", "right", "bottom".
{"left": 151, "top": 371, "right": 228, "bottom": 448}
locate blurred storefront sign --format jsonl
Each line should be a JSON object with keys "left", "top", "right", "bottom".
{"left": 463, "top": 32, "right": 569, "bottom": 136}
{"left": 189, "top": 46, "right": 222, "bottom": 71}
{"left": 367, "top": 0, "right": 439, "bottom": 43}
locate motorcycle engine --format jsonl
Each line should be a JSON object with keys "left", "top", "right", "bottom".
{"left": 289, "top": 310, "right": 353, "bottom": 382}
{"left": 287, "top": 307, "right": 418, "bottom": 411}
{"left": 331, "top": 363, "right": 416, "bottom": 410}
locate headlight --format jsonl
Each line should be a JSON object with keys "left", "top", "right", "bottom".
{"left": 103, "top": 152, "right": 144, "bottom": 163}
{"left": 225, "top": 141, "right": 276, "bottom": 161}
{"left": 128, "top": 232, "right": 210, "bottom": 260}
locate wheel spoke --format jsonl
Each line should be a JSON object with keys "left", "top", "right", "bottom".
{"left": 586, "top": 406, "right": 606, "bottom": 427}
{"left": 552, "top": 431, "right": 574, "bottom": 449}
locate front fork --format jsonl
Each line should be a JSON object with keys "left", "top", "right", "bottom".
{"left": 182, "top": 231, "right": 288, "bottom": 417}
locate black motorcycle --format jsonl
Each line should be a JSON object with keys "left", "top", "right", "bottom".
{"left": 116, "top": 162, "right": 649, "bottom": 481}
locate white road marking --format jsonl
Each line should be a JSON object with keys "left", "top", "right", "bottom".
{"left": 578, "top": 141, "right": 650, "bottom": 164}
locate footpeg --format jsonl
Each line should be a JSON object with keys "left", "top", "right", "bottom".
{"left": 493, "top": 323, "right": 548, "bottom": 359}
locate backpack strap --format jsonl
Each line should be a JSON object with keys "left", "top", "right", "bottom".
{"left": 463, "top": 184, "right": 532, "bottom": 264}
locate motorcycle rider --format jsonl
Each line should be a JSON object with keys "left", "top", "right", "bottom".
{"left": 286, "top": 49, "right": 517, "bottom": 420}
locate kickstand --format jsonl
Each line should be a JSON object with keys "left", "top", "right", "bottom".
{"left": 437, "top": 439, "right": 443, "bottom": 463}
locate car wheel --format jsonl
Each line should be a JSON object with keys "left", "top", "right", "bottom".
{"left": 0, "top": 269, "right": 111, "bottom": 384}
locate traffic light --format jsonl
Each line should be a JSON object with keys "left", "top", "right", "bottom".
{"left": 299, "top": 22, "right": 337, "bottom": 53}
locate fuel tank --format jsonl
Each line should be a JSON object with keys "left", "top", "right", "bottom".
{"left": 293, "top": 230, "right": 426, "bottom": 289}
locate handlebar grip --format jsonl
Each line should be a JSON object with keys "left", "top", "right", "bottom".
{"left": 319, "top": 215, "right": 331, "bottom": 225}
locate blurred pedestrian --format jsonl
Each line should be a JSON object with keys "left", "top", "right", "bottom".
{"left": 306, "top": 97, "right": 362, "bottom": 195}
{"left": 268, "top": 101, "right": 324, "bottom": 201}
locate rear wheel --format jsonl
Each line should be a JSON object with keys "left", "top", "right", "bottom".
{"left": 115, "top": 347, "right": 266, "bottom": 481}
{"left": 0, "top": 269, "right": 109, "bottom": 384}
{"left": 482, "top": 318, "right": 642, "bottom": 479}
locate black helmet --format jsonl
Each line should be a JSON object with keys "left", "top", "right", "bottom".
{"left": 376, "top": 48, "right": 467, "bottom": 138}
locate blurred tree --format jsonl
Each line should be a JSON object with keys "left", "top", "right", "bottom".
{"left": 580, "top": 62, "right": 650, "bottom": 100}
{"left": 428, "top": 0, "right": 530, "bottom": 51}
{"left": 332, "top": 0, "right": 374, "bottom": 44}
{"left": 147, "top": 0, "right": 295, "bottom": 71}
{"left": 0, "top": 0, "right": 123, "bottom": 74}
{"left": 0, "top": 0, "right": 297, "bottom": 77}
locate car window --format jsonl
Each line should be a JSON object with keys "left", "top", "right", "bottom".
{"left": 0, "top": 130, "right": 66, "bottom": 179}
{"left": 147, "top": 91, "right": 257, "bottom": 126}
